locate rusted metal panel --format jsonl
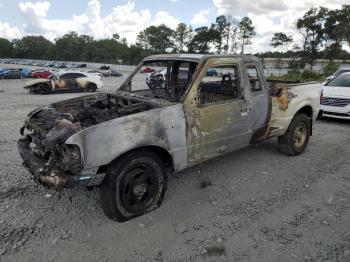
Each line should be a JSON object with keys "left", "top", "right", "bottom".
{"left": 183, "top": 58, "right": 254, "bottom": 163}
{"left": 268, "top": 82, "right": 322, "bottom": 137}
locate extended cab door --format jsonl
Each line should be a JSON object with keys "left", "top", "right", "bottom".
{"left": 244, "top": 62, "right": 271, "bottom": 143}
{"left": 183, "top": 58, "right": 253, "bottom": 164}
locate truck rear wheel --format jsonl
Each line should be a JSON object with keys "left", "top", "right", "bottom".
{"left": 86, "top": 83, "right": 97, "bottom": 92}
{"left": 278, "top": 113, "right": 311, "bottom": 156}
{"left": 100, "top": 150, "right": 167, "bottom": 222}
{"left": 38, "top": 84, "right": 52, "bottom": 95}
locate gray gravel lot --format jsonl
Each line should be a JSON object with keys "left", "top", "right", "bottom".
{"left": 0, "top": 75, "right": 349, "bottom": 262}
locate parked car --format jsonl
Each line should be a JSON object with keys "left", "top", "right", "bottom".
{"left": 0, "top": 67, "right": 16, "bottom": 72}
{"left": 140, "top": 67, "right": 155, "bottom": 73}
{"left": 66, "top": 63, "right": 77, "bottom": 68}
{"left": 18, "top": 54, "right": 322, "bottom": 221}
{"left": 99, "top": 65, "right": 110, "bottom": 70}
{"left": 108, "top": 70, "right": 123, "bottom": 77}
{"left": 207, "top": 67, "right": 218, "bottom": 76}
{"left": 101, "top": 69, "right": 123, "bottom": 77}
{"left": 87, "top": 70, "right": 103, "bottom": 77}
{"left": 146, "top": 68, "right": 187, "bottom": 89}
{"left": 325, "top": 68, "right": 350, "bottom": 82}
{"left": 146, "top": 68, "right": 167, "bottom": 88}
{"left": 31, "top": 70, "right": 53, "bottom": 79}
{"left": 87, "top": 69, "right": 123, "bottom": 77}
{"left": 23, "top": 71, "right": 102, "bottom": 94}
{"left": 21, "top": 68, "right": 33, "bottom": 78}
{"left": 0, "top": 69, "right": 22, "bottom": 79}
{"left": 320, "top": 72, "right": 350, "bottom": 119}
{"left": 77, "top": 63, "right": 87, "bottom": 68}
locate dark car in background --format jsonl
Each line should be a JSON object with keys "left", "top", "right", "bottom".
{"left": 0, "top": 69, "right": 22, "bottom": 79}
{"left": 108, "top": 70, "right": 122, "bottom": 77}
{"left": 99, "top": 65, "right": 110, "bottom": 70}
{"left": 87, "top": 69, "right": 123, "bottom": 77}
{"left": 54, "top": 63, "right": 67, "bottom": 68}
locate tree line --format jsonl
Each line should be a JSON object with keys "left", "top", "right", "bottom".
{"left": 0, "top": 5, "right": 349, "bottom": 66}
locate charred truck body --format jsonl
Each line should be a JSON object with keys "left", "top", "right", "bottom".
{"left": 18, "top": 54, "right": 322, "bottom": 221}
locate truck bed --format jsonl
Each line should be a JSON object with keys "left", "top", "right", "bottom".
{"left": 266, "top": 80, "right": 322, "bottom": 138}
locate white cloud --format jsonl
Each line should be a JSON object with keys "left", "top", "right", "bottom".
{"left": 214, "top": 0, "right": 288, "bottom": 15}
{"left": 19, "top": 1, "right": 50, "bottom": 17}
{"left": 151, "top": 11, "right": 180, "bottom": 28}
{"left": 11, "top": 0, "right": 179, "bottom": 43}
{"left": 190, "top": 9, "right": 210, "bottom": 25}
{"left": 0, "top": 22, "right": 22, "bottom": 39}
{"left": 213, "top": 0, "right": 348, "bottom": 53}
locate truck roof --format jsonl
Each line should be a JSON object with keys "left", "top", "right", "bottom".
{"left": 144, "top": 53, "right": 261, "bottom": 63}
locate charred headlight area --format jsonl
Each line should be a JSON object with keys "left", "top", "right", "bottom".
{"left": 18, "top": 112, "right": 83, "bottom": 188}
{"left": 18, "top": 93, "right": 160, "bottom": 189}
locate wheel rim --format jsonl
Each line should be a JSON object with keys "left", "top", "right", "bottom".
{"left": 87, "top": 84, "right": 96, "bottom": 92}
{"left": 119, "top": 165, "right": 159, "bottom": 213}
{"left": 293, "top": 123, "right": 307, "bottom": 148}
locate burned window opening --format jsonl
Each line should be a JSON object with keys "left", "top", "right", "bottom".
{"left": 129, "top": 60, "right": 198, "bottom": 102}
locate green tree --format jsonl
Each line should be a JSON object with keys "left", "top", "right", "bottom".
{"left": 296, "top": 7, "right": 325, "bottom": 68}
{"left": 0, "top": 38, "right": 13, "bottom": 58}
{"left": 212, "top": 15, "right": 231, "bottom": 54}
{"left": 270, "top": 32, "right": 293, "bottom": 51}
{"left": 174, "top": 23, "right": 191, "bottom": 52}
{"left": 238, "top": 17, "right": 255, "bottom": 54}
{"left": 323, "top": 5, "right": 350, "bottom": 60}
{"left": 12, "top": 36, "right": 54, "bottom": 59}
{"left": 55, "top": 32, "right": 94, "bottom": 61}
{"left": 187, "top": 26, "right": 220, "bottom": 53}
{"left": 137, "top": 24, "right": 175, "bottom": 53}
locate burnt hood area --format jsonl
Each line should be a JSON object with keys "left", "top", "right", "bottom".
{"left": 18, "top": 93, "right": 163, "bottom": 188}
{"left": 45, "top": 93, "right": 161, "bottom": 129}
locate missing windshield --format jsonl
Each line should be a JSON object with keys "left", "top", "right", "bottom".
{"left": 128, "top": 60, "right": 198, "bottom": 102}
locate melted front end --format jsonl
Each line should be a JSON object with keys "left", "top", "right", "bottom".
{"left": 18, "top": 93, "right": 161, "bottom": 189}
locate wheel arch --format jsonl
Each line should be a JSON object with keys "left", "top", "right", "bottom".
{"left": 294, "top": 105, "right": 313, "bottom": 135}
{"left": 97, "top": 145, "right": 174, "bottom": 174}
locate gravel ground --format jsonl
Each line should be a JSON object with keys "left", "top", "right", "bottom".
{"left": 0, "top": 75, "right": 349, "bottom": 262}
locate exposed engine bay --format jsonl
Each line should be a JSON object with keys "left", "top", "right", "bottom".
{"left": 18, "top": 93, "right": 162, "bottom": 188}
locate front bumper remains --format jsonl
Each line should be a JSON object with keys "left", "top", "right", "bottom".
{"left": 18, "top": 138, "right": 98, "bottom": 189}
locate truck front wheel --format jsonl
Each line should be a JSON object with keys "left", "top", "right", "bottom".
{"left": 278, "top": 113, "right": 311, "bottom": 156}
{"left": 100, "top": 150, "right": 167, "bottom": 222}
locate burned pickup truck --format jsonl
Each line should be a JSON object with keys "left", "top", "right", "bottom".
{"left": 18, "top": 54, "right": 322, "bottom": 221}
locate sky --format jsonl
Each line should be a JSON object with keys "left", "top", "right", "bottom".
{"left": 0, "top": 0, "right": 349, "bottom": 53}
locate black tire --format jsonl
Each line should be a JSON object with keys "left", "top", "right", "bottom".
{"left": 100, "top": 150, "right": 167, "bottom": 222}
{"left": 278, "top": 113, "right": 311, "bottom": 156}
{"left": 38, "top": 84, "right": 52, "bottom": 95}
{"left": 86, "top": 83, "right": 97, "bottom": 92}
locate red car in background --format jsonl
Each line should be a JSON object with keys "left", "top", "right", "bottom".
{"left": 140, "top": 67, "right": 155, "bottom": 73}
{"left": 31, "top": 70, "right": 52, "bottom": 78}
